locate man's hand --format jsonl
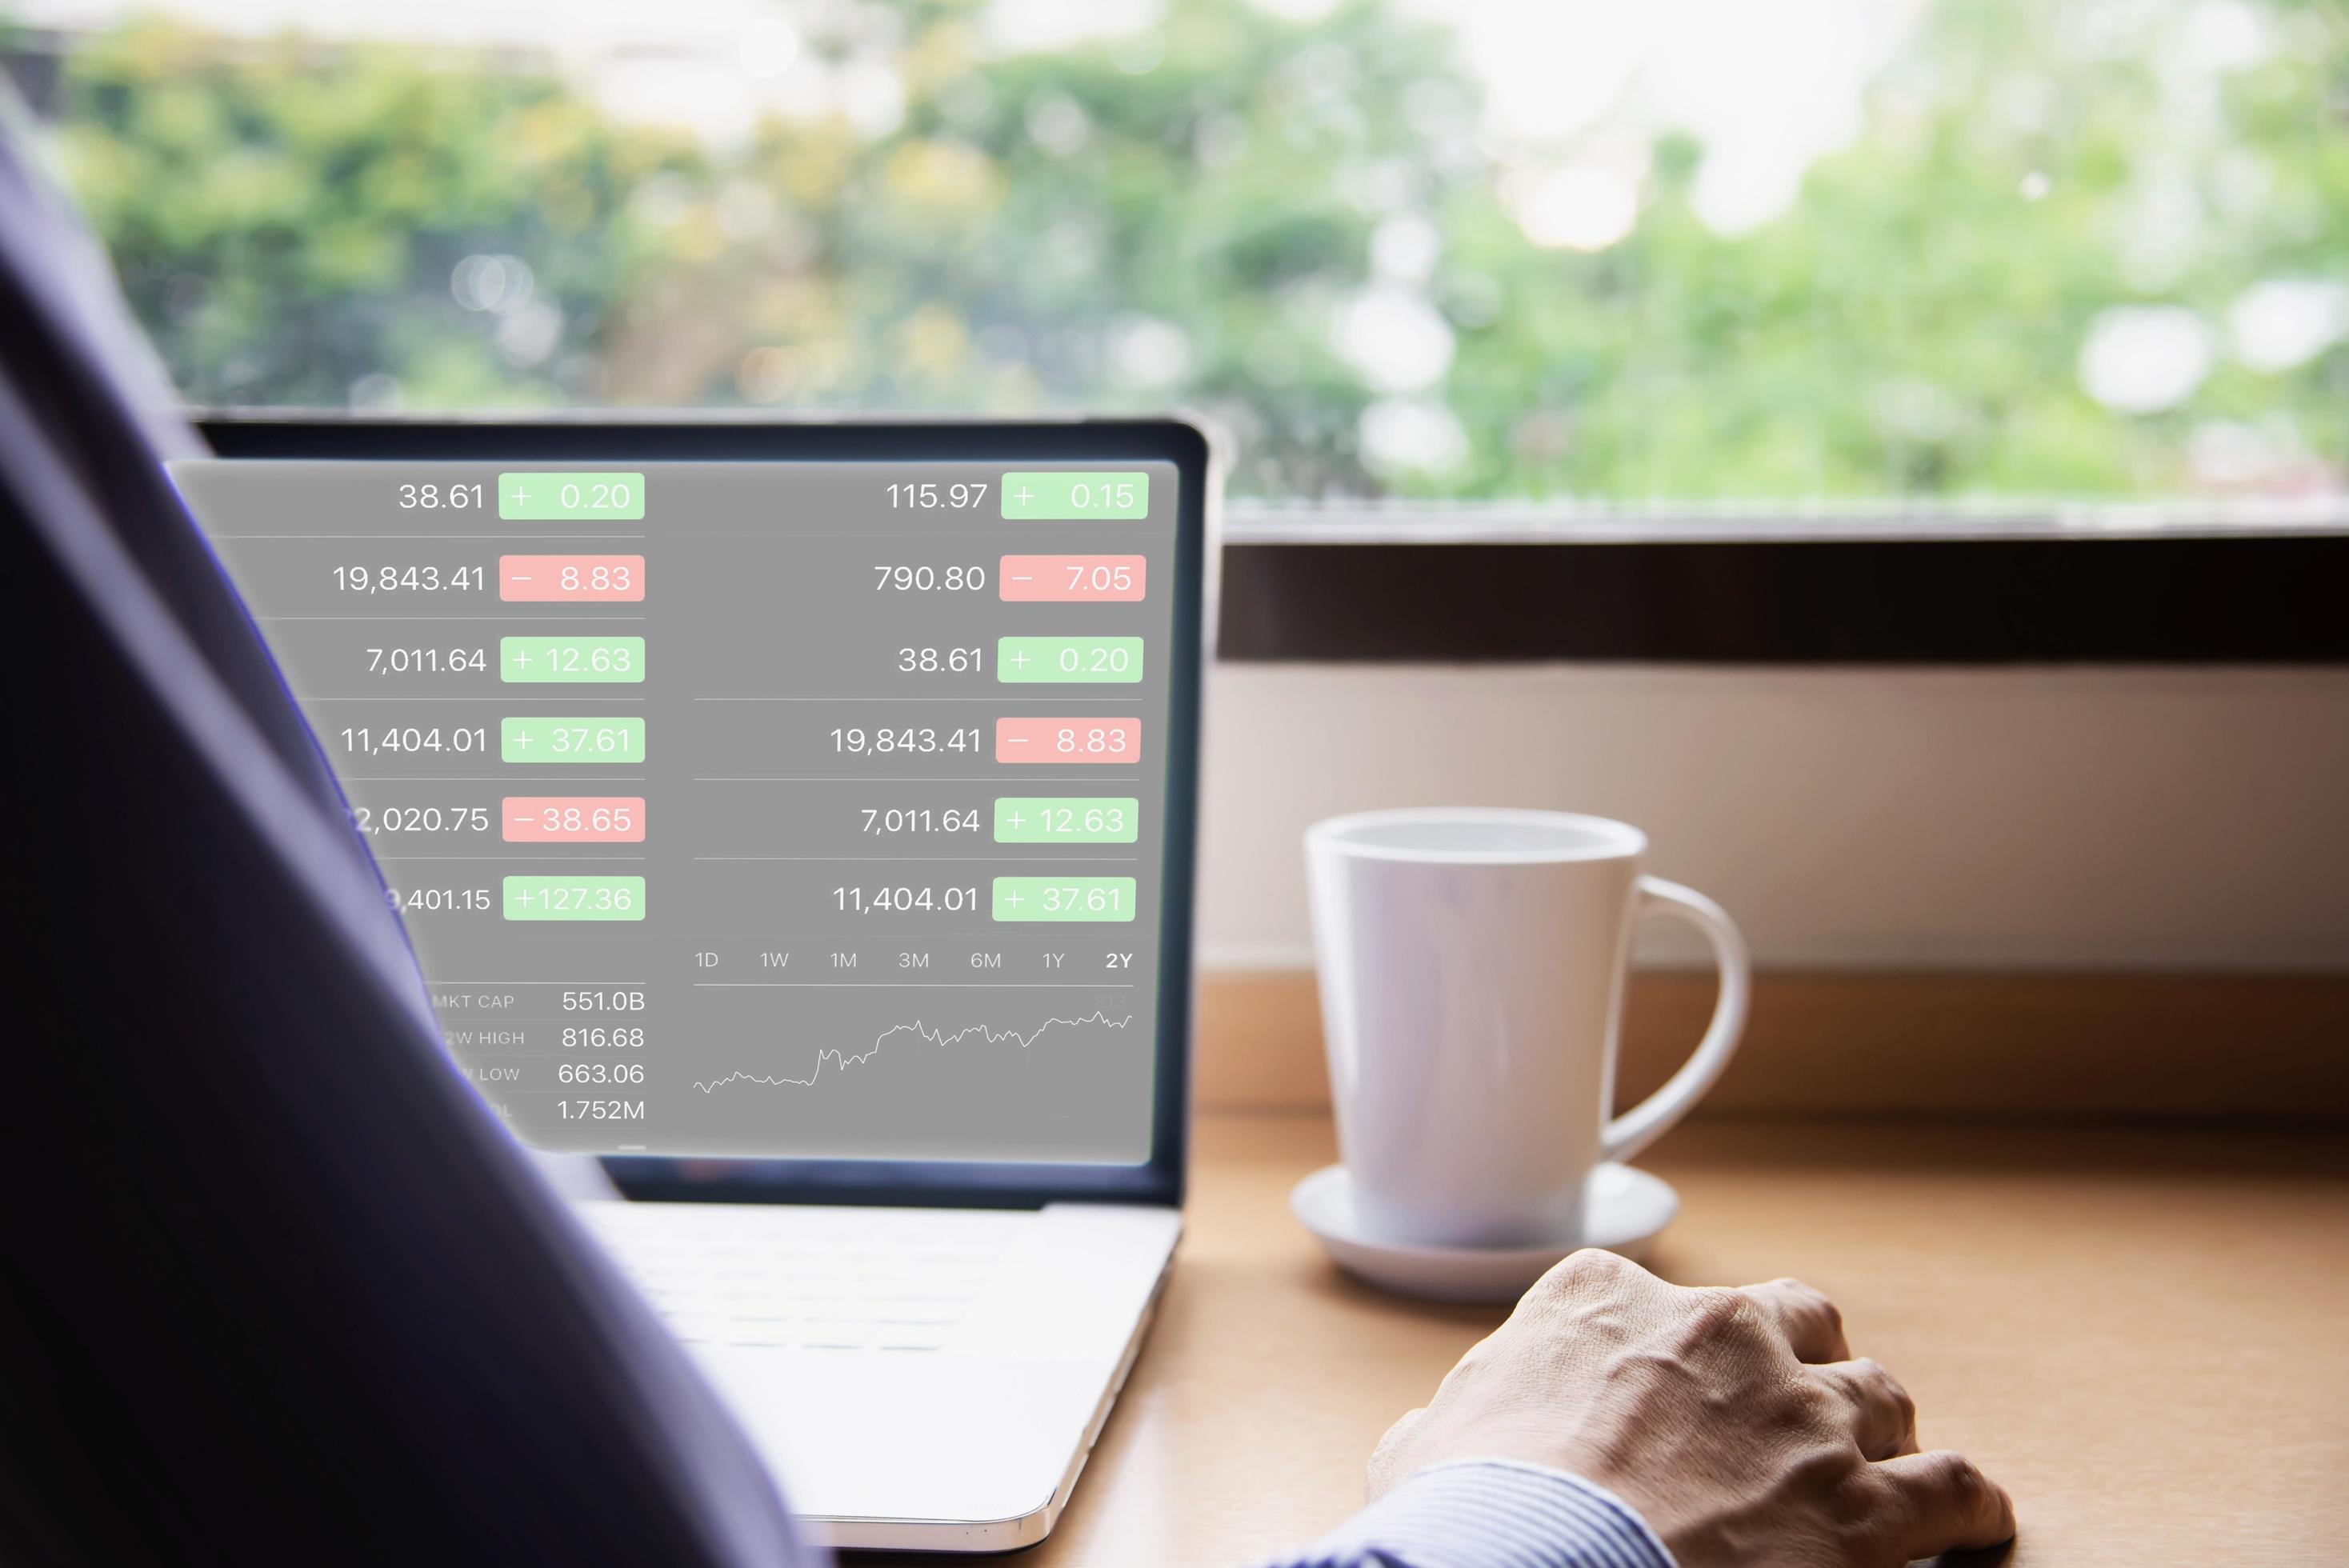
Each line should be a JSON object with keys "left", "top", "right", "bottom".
{"left": 1368, "top": 1250, "right": 2015, "bottom": 1567}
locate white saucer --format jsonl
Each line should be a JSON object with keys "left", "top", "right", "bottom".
{"left": 1291, "top": 1164, "right": 1680, "bottom": 1305}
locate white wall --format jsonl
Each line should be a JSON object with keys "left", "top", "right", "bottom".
{"left": 1195, "top": 665, "right": 2349, "bottom": 972}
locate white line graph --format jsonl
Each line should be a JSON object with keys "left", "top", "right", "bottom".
{"left": 690, "top": 1011, "right": 1135, "bottom": 1093}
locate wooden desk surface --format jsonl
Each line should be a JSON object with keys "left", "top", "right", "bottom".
{"left": 854, "top": 1114, "right": 2348, "bottom": 1567}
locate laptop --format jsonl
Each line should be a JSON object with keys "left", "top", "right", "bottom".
{"left": 176, "top": 417, "right": 1212, "bottom": 1551}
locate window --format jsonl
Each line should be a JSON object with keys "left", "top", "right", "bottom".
{"left": 8, "top": 0, "right": 2344, "bottom": 507}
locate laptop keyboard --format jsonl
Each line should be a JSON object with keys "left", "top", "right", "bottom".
{"left": 580, "top": 1202, "right": 1026, "bottom": 1354}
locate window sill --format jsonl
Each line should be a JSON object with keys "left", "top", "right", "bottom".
{"left": 1218, "top": 505, "right": 2349, "bottom": 663}
{"left": 1223, "top": 496, "right": 2349, "bottom": 545}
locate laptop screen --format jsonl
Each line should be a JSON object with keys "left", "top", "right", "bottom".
{"left": 173, "top": 450, "right": 1188, "bottom": 1170}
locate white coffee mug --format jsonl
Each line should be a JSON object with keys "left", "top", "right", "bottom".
{"left": 1306, "top": 808, "right": 1749, "bottom": 1248}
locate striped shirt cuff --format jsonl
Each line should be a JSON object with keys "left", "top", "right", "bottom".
{"left": 1265, "top": 1458, "right": 1676, "bottom": 1568}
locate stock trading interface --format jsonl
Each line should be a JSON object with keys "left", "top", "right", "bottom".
{"left": 175, "top": 459, "right": 1179, "bottom": 1162}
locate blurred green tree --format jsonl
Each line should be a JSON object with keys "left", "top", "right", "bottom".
{"left": 23, "top": 0, "right": 2347, "bottom": 499}
{"left": 42, "top": 19, "right": 707, "bottom": 407}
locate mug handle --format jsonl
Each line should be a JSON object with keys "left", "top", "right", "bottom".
{"left": 1600, "top": 877, "right": 1751, "bottom": 1164}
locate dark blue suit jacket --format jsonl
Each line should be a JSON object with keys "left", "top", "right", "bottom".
{"left": 0, "top": 119, "right": 814, "bottom": 1567}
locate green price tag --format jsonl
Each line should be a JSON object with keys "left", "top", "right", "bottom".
{"left": 500, "top": 636, "right": 644, "bottom": 684}
{"left": 999, "top": 472, "right": 1148, "bottom": 519}
{"left": 498, "top": 472, "right": 646, "bottom": 519}
{"left": 992, "top": 876, "right": 1138, "bottom": 922}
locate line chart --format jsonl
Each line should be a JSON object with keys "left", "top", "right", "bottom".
{"left": 690, "top": 1010, "right": 1135, "bottom": 1093}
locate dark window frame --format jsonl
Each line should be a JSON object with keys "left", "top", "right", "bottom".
{"left": 1215, "top": 508, "right": 2349, "bottom": 663}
